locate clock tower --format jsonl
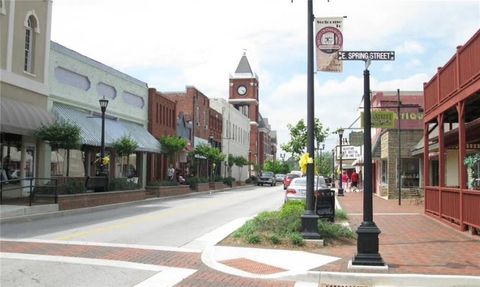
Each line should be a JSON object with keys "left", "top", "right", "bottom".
{"left": 229, "top": 52, "right": 259, "bottom": 165}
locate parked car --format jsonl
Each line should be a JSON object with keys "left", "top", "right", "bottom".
{"left": 257, "top": 171, "right": 276, "bottom": 186}
{"left": 275, "top": 174, "right": 285, "bottom": 182}
{"left": 283, "top": 173, "right": 300, "bottom": 190}
{"left": 285, "top": 176, "right": 327, "bottom": 202}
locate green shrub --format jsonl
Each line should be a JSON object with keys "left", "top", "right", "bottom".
{"left": 186, "top": 177, "right": 199, "bottom": 189}
{"left": 233, "top": 220, "right": 256, "bottom": 238}
{"left": 245, "top": 178, "right": 253, "bottom": 184}
{"left": 318, "top": 220, "right": 356, "bottom": 241}
{"left": 269, "top": 234, "right": 282, "bottom": 245}
{"left": 214, "top": 175, "right": 224, "bottom": 182}
{"left": 289, "top": 233, "right": 304, "bottom": 246}
{"left": 109, "top": 177, "right": 139, "bottom": 191}
{"left": 335, "top": 209, "right": 348, "bottom": 221}
{"left": 223, "top": 176, "right": 235, "bottom": 187}
{"left": 64, "top": 179, "right": 86, "bottom": 194}
{"left": 247, "top": 233, "right": 261, "bottom": 244}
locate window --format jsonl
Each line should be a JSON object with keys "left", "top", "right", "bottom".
{"left": 430, "top": 160, "right": 439, "bottom": 187}
{"left": 24, "top": 15, "right": 37, "bottom": 73}
{"left": 401, "top": 158, "right": 420, "bottom": 187}
{"left": 381, "top": 159, "right": 388, "bottom": 184}
{"left": 54, "top": 67, "right": 90, "bottom": 90}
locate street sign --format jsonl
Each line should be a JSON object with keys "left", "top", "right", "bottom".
{"left": 360, "top": 111, "right": 396, "bottom": 128}
{"left": 338, "top": 51, "right": 395, "bottom": 61}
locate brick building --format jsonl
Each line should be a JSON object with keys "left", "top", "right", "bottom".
{"left": 147, "top": 88, "right": 177, "bottom": 182}
{"left": 370, "top": 91, "right": 424, "bottom": 199}
{"left": 228, "top": 53, "right": 277, "bottom": 172}
{"left": 163, "top": 86, "right": 213, "bottom": 177}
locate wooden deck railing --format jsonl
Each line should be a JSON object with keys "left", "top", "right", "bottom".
{"left": 425, "top": 186, "right": 480, "bottom": 230}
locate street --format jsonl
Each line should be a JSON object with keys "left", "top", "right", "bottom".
{"left": 1, "top": 185, "right": 294, "bottom": 287}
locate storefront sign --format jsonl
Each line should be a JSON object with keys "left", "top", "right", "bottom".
{"left": 337, "top": 145, "right": 362, "bottom": 160}
{"left": 361, "top": 111, "right": 396, "bottom": 128}
{"left": 315, "top": 17, "right": 343, "bottom": 72}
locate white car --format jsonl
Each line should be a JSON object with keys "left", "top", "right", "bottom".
{"left": 285, "top": 176, "right": 327, "bottom": 202}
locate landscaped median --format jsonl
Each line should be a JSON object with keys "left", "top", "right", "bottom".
{"left": 220, "top": 201, "right": 355, "bottom": 249}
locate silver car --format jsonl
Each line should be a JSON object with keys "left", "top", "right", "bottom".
{"left": 285, "top": 176, "right": 327, "bottom": 202}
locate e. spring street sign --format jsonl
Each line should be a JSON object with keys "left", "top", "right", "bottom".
{"left": 338, "top": 51, "right": 395, "bottom": 61}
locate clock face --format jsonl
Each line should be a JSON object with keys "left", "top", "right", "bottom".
{"left": 237, "top": 85, "right": 247, "bottom": 96}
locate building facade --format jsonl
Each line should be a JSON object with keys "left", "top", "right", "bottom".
{"left": 370, "top": 91, "right": 424, "bottom": 199}
{"left": 147, "top": 88, "right": 176, "bottom": 182}
{"left": 48, "top": 42, "right": 160, "bottom": 188}
{"left": 164, "top": 86, "right": 212, "bottom": 177}
{"left": 422, "top": 30, "right": 480, "bottom": 233}
{"left": 210, "top": 98, "right": 250, "bottom": 181}
{"left": 1, "top": 0, "right": 54, "bottom": 196}
{"left": 229, "top": 53, "right": 260, "bottom": 169}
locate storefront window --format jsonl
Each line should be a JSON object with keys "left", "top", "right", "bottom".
{"left": 51, "top": 149, "right": 84, "bottom": 177}
{"left": 401, "top": 158, "right": 420, "bottom": 187}
{"left": 381, "top": 159, "right": 388, "bottom": 183}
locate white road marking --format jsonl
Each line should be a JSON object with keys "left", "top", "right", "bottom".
{"left": 0, "top": 238, "right": 201, "bottom": 253}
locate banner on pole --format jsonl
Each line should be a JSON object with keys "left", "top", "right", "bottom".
{"left": 315, "top": 17, "right": 344, "bottom": 72}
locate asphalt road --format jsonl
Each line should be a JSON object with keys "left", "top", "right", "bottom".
{"left": 0, "top": 185, "right": 285, "bottom": 247}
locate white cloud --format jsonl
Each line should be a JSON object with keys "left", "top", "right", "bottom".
{"left": 396, "top": 41, "right": 425, "bottom": 54}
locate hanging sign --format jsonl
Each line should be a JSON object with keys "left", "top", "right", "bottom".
{"left": 315, "top": 17, "right": 344, "bottom": 72}
{"left": 361, "top": 111, "right": 396, "bottom": 128}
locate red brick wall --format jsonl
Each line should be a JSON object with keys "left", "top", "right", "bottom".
{"left": 164, "top": 87, "right": 211, "bottom": 142}
{"left": 148, "top": 88, "right": 177, "bottom": 138}
{"left": 209, "top": 107, "right": 222, "bottom": 143}
{"left": 250, "top": 125, "right": 258, "bottom": 164}
{"left": 57, "top": 190, "right": 146, "bottom": 210}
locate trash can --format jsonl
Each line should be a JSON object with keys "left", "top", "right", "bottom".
{"left": 314, "top": 188, "right": 335, "bottom": 222}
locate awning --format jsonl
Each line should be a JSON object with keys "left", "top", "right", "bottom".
{"left": 52, "top": 103, "right": 160, "bottom": 153}
{"left": 1, "top": 97, "right": 55, "bottom": 135}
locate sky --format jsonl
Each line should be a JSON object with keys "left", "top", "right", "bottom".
{"left": 50, "top": 0, "right": 480, "bottom": 156}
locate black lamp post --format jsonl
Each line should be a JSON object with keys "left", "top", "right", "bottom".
{"left": 300, "top": 0, "right": 321, "bottom": 240}
{"left": 338, "top": 128, "right": 344, "bottom": 196}
{"left": 351, "top": 64, "right": 385, "bottom": 266}
{"left": 332, "top": 148, "right": 335, "bottom": 187}
{"left": 99, "top": 97, "right": 109, "bottom": 176}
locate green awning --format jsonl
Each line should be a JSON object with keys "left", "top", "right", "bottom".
{"left": 52, "top": 103, "right": 160, "bottom": 153}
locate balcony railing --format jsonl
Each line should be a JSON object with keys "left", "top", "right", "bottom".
{"left": 424, "top": 30, "right": 480, "bottom": 114}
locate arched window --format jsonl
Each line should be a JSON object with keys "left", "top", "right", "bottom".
{"left": 24, "top": 14, "right": 38, "bottom": 73}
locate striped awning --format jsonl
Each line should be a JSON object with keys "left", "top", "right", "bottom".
{"left": 0, "top": 97, "right": 55, "bottom": 135}
{"left": 52, "top": 103, "right": 160, "bottom": 153}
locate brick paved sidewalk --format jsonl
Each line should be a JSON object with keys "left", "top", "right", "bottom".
{"left": 315, "top": 192, "right": 480, "bottom": 276}
{"left": 0, "top": 240, "right": 294, "bottom": 287}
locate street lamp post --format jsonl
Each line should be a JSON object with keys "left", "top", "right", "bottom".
{"left": 338, "top": 128, "right": 344, "bottom": 196}
{"left": 351, "top": 63, "right": 385, "bottom": 266}
{"left": 300, "top": 0, "right": 320, "bottom": 239}
{"left": 332, "top": 148, "right": 335, "bottom": 187}
{"left": 99, "top": 97, "right": 109, "bottom": 177}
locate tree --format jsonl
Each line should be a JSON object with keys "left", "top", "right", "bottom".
{"left": 280, "top": 118, "right": 329, "bottom": 160}
{"left": 35, "top": 121, "right": 81, "bottom": 176}
{"left": 160, "top": 135, "right": 188, "bottom": 166}
{"left": 263, "top": 160, "right": 289, "bottom": 174}
{"left": 233, "top": 155, "right": 249, "bottom": 181}
{"left": 112, "top": 135, "right": 139, "bottom": 177}
{"left": 193, "top": 144, "right": 225, "bottom": 180}
{"left": 315, "top": 151, "right": 333, "bottom": 176}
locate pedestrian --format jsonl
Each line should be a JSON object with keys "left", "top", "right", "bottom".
{"left": 167, "top": 165, "right": 175, "bottom": 181}
{"left": 341, "top": 171, "right": 349, "bottom": 191}
{"left": 351, "top": 170, "right": 359, "bottom": 192}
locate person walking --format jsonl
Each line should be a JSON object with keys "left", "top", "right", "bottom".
{"left": 350, "top": 170, "right": 359, "bottom": 192}
{"left": 341, "top": 171, "right": 349, "bottom": 191}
